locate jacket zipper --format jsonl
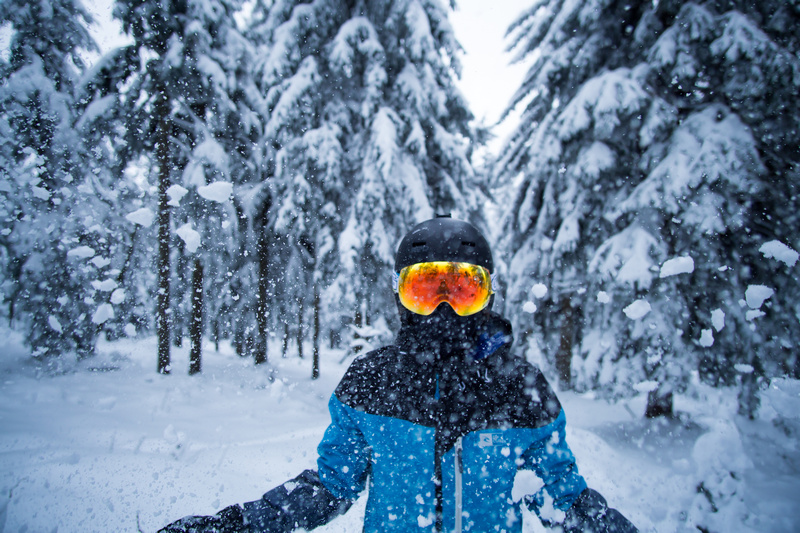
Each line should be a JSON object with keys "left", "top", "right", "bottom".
{"left": 434, "top": 372, "right": 443, "bottom": 533}
{"left": 454, "top": 436, "right": 463, "bottom": 533}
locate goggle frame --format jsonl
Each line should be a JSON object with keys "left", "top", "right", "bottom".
{"left": 393, "top": 261, "right": 497, "bottom": 317}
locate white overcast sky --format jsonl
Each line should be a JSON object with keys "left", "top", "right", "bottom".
{"left": 450, "top": 0, "right": 529, "bottom": 145}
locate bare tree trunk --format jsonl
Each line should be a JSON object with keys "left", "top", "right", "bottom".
{"left": 645, "top": 389, "right": 673, "bottom": 418}
{"left": 173, "top": 246, "right": 188, "bottom": 348}
{"left": 189, "top": 257, "right": 203, "bottom": 375}
{"left": 234, "top": 315, "right": 244, "bottom": 357}
{"left": 556, "top": 297, "right": 574, "bottom": 389}
{"left": 352, "top": 303, "right": 363, "bottom": 355}
{"left": 255, "top": 226, "right": 269, "bottom": 365}
{"left": 212, "top": 318, "right": 219, "bottom": 351}
{"left": 312, "top": 283, "right": 320, "bottom": 380}
{"left": 297, "top": 297, "right": 304, "bottom": 359}
{"left": 282, "top": 321, "right": 289, "bottom": 358}
{"left": 737, "top": 354, "right": 763, "bottom": 420}
{"left": 156, "top": 94, "right": 172, "bottom": 375}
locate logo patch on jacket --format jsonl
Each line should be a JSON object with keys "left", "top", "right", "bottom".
{"left": 478, "top": 432, "right": 508, "bottom": 448}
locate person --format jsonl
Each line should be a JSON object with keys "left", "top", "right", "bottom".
{"left": 159, "top": 216, "right": 637, "bottom": 533}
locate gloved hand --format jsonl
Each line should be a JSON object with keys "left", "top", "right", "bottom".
{"left": 562, "top": 488, "right": 638, "bottom": 533}
{"left": 158, "top": 504, "right": 246, "bottom": 533}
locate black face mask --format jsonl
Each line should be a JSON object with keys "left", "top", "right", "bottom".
{"left": 398, "top": 303, "right": 483, "bottom": 361}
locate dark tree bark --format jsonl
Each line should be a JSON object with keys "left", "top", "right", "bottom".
{"left": 297, "top": 297, "right": 305, "bottom": 359}
{"left": 212, "top": 318, "right": 220, "bottom": 352}
{"left": 282, "top": 321, "right": 290, "bottom": 358}
{"left": 645, "top": 389, "right": 674, "bottom": 419}
{"left": 156, "top": 93, "right": 172, "bottom": 375}
{"left": 312, "top": 283, "right": 320, "bottom": 380}
{"left": 234, "top": 311, "right": 244, "bottom": 357}
{"left": 189, "top": 257, "right": 203, "bottom": 375}
{"left": 556, "top": 297, "right": 574, "bottom": 390}
{"left": 352, "top": 304, "right": 364, "bottom": 355}
{"left": 255, "top": 225, "right": 269, "bottom": 365}
{"left": 255, "top": 199, "right": 271, "bottom": 365}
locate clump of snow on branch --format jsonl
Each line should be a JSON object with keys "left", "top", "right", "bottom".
{"left": 589, "top": 225, "right": 661, "bottom": 290}
{"left": 48, "top": 316, "right": 63, "bottom": 333}
{"left": 618, "top": 105, "right": 763, "bottom": 219}
{"left": 687, "top": 420, "right": 752, "bottom": 532}
{"left": 67, "top": 246, "right": 95, "bottom": 259}
{"left": 92, "top": 256, "right": 110, "bottom": 268}
{"left": 555, "top": 69, "right": 648, "bottom": 141}
{"left": 91, "top": 279, "right": 118, "bottom": 292}
{"left": 633, "top": 380, "right": 659, "bottom": 393}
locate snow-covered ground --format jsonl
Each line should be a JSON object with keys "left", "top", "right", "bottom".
{"left": 0, "top": 328, "right": 798, "bottom": 533}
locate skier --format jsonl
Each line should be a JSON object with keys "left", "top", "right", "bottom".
{"left": 159, "top": 216, "right": 637, "bottom": 533}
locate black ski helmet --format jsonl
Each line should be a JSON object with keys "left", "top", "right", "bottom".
{"left": 394, "top": 215, "right": 493, "bottom": 273}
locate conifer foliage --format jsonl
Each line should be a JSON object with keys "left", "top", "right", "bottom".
{"left": 496, "top": 0, "right": 800, "bottom": 415}
{"left": 112, "top": 0, "right": 256, "bottom": 373}
{"left": 0, "top": 0, "right": 111, "bottom": 361}
{"left": 252, "top": 0, "right": 482, "bottom": 353}
{"left": 0, "top": 0, "right": 483, "bottom": 376}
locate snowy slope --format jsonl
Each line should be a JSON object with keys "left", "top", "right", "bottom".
{"left": 0, "top": 330, "right": 798, "bottom": 532}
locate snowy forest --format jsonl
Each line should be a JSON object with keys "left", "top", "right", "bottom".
{"left": 0, "top": 0, "right": 799, "bottom": 532}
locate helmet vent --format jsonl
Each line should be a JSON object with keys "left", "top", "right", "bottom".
{"left": 461, "top": 241, "right": 476, "bottom": 247}
{"left": 412, "top": 241, "right": 427, "bottom": 248}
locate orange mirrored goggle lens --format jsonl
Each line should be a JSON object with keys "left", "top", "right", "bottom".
{"left": 395, "top": 261, "right": 493, "bottom": 316}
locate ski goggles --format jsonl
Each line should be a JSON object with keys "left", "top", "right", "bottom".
{"left": 393, "top": 261, "right": 495, "bottom": 316}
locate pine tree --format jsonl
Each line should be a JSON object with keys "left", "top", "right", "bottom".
{"left": 113, "top": 0, "right": 257, "bottom": 373}
{"left": 495, "top": 0, "right": 800, "bottom": 415}
{"left": 167, "top": 0, "right": 263, "bottom": 369}
{"left": 0, "top": 0, "right": 109, "bottom": 361}
{"left": 252, "top": 0, "right": 483, "bottom": 355}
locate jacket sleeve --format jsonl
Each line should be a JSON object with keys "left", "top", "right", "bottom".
{"left": 240, "top": 469, "right": 353, "bottom": 532}
{"left": 316, "top": 394, "right": 372, "bottom": 499}
{"left": 519, "top": 411, "right": 637, "bottom": 532}
{"left": 239, "top": 394, "right": 369, "bottom": 531}
{"left": 158, "top": 471, "right": 351, "bottom": 533}
{"left": 521, "top": 409, "right": 588, "bottom": 514}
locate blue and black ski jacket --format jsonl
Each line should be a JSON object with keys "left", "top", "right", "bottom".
{"left": 238, "top": 312, "right": 635, "bottom": 533}
{"left": 240, "top": 312, "right": 583, "bottom": 532}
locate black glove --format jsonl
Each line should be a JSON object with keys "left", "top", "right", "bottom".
{"left": 158, "top": 504, "right": 246, "bottom": 533}
{"left": 562, "top": 488, "right": 638, "bottom": 533}
{"left": 241, "top": 469, "right": 353, "bottom": 532}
